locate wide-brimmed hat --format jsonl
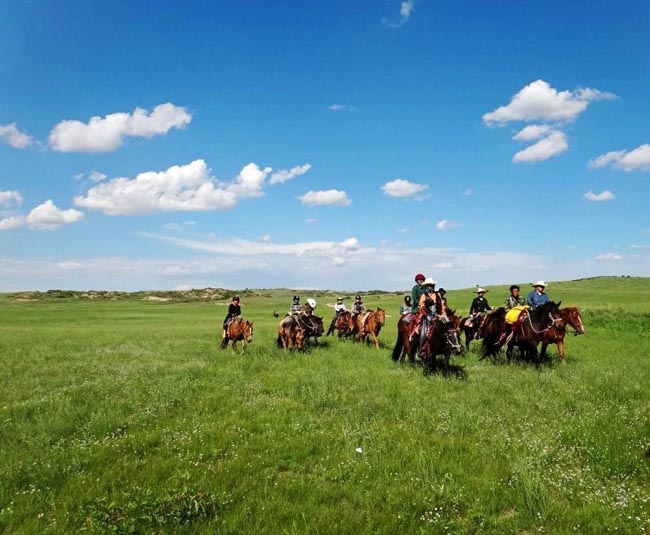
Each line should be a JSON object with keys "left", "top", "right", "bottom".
{"left": 476, "top": 287, "right": 487, "bottom": 293}
{"left": 336, "top": 297, "right": 343, "bottom": 301}
{"left": 423, "top": 277, "right": 437, "bottom": 286}
{"left": 532, "top": 280, "right": 547, "bottom": 288}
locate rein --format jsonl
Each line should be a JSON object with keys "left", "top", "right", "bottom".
{"left": 525, "top": 311, "right": 561, "bottom": 334}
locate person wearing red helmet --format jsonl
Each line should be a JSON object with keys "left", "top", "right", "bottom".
{"left": 411, "top": 273, "right": 426, "bottom": 313}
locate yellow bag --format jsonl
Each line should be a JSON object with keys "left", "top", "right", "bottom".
{"left": 506, "top": 305, "right": 529, "bottom": 324}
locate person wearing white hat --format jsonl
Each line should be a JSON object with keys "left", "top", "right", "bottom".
{"left": 469, "top": 287, "right": 491, "bottom": 316}
{"left": 527, "top": 281, "right": 550, "bottom": 309}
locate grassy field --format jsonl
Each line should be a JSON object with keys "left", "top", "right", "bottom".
{"left": 1, "top": 276, "right": 649, "bottom": 534}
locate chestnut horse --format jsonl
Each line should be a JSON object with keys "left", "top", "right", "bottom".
{"left": 356, "top": 308, "right": 386, "bottom": 348}
{"left": 277, "top": 315, "right": 305, "bottom": 351}
{"left": 460, "top": 312, "right": 487, "bottom": 350}
{"left": 539, "top": 306, "right": 585, "bottom": 364}
{"left": 220, "top": 316, "right": 254, "bottom": 353}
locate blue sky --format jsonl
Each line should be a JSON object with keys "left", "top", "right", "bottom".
{"left": 1, "top": 0, "right": 649, "bottom": 292}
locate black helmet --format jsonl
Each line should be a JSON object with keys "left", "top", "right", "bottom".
{"left": 293, "top": 295, "right": 300, "bottom": 302}
{"left": 438, "top": 288, "right": 446, "bottom": 294}
{"left": 404, "top": 295, "right": 411, "bottom": 303}
{"left": 355, "top": 294, "right": 361, "bottom": 300}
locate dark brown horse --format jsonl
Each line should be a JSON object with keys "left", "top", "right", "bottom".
{"left": 481, "top": 302, "right": 562, "bottom": 363}
{"left": 220, "top": 316, "right": 254, "bottom": 353}
{"left": 460, "top": 312, "right": 487, "bottom": 350}
{"left": 356, "top": 308, "right": 386, "bottom": 348}
{"left": 297, "top": 314, "right": 324, "bottom": 346}
{"left": 539, "top": 306, "right": 585, "bottom": 364}
{"left": 392, "top": 311, "right": 463, "bottom": 365}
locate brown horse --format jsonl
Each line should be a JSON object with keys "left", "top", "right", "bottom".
{"left": 460, "top": 312, "right": 487, "bottom": 350}
{"left": 539, "top": 306, "right": 585, "bottom": 364}
{"left": 356, "top": 308, "right": 386, "bottom": 348}
{"left": 392, "top": 311, "right": 463, "bottom": 365}
{"left": 482, "top": 302, "right": 562, "bottom": 363}
{"left": 220, "top": 316, "right": 254, "bottom": 353}
{"left": 277, "top": 315, "right": 305, "bottom": 351}
{"left": 297, "top": 314, "right": 324, "bottom": 346}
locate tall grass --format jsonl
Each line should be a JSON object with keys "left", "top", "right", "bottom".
{"left": 1, "top": 277, "right": 649, "bottom": 534}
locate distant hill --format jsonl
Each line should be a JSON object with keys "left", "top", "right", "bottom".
{"left": 3, "top": 276, "right": 649, "bottom": 312}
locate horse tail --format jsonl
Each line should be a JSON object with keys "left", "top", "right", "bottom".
{"left": 392, "top": 335, "right": 403, "bottom": 361}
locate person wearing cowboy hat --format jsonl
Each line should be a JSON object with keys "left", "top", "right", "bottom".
{"left": 469, "top": 287, "right": 491, "bottom": 316}
{"left": 527, "top": 281, "right": 550, "bottom": 309}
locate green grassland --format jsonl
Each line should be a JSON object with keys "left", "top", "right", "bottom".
{"left": 1, "top": 277, "right": 649, "bottom": 534}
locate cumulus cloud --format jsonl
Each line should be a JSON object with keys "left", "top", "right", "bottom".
{"left": 26, "top": 200, "right": 84, "bottom": 230}
{"left": 0, "top": 216, "right": 25, "bottom": 230}
{"left": 483, "top": 79, "right": 616, "bottom": 126}
{"left": 382, "top": 0, "right": 415, "bottom": 28}
{"left": 583, "top": 190, "right": 615, "bottom": 202}
{"left": 0, "top": 123, "right": 34, "bottom": 148}
{"left": 297, "top": 189, "right": 351, "bottom": 206}
{"left": 513, "top": 130, "right": 568, "bottom": 163}
{"left": 588, "top": 144, "right": 650, "bottom": 172}
{"left": 49, "top": 103, "right": 192, "bottom": 153}
{"left": 0, "top": 190, "right": 23, "bottom": 207}
{"left": 269, "top": 163, "right": 311, "bottom": 185}
{"left": 381, "top": 179, "right": 429, "bottom": 198}
{"left": 73, "top": 160, "right": 278, "bottom": 216}
{"left": 436, "top": 219, "right": 462, "bottom": 230}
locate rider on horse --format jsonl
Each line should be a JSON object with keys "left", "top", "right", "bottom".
{"left": 527, "top": 281, "right": 550, "bottom": 309}
{"left": 504, "top": 285, "right": 526, "bottom": 310}
{"left": 223, "top": 295, "right": 241, "bottom": 339}
{"left": 289, "top": 295, "right": 302, "bottom": 315}
{"left": 326, "top": 297, "right": 346, "bottom": 336}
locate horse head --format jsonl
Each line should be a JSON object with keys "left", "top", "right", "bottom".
{"left": 375, "top": 307, "right": 386, "bottom": 326}
{"left": 242, "top": 320, "right": 254, "bottom": 343}
{"left": 563, "top": 306, "right": 585, "bottom": 335}
{"left": 440, "top": 317, "right": 463, "bottom": 355}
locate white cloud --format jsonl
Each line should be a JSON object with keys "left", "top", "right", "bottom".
{"left": 73, "top": 160, "right": 279, "bottom": 215}
{"left": 483, "top": 79, "right": 616, "bottom": 126}
{"left": 269, "top": 163, "right": 311, "bottom": 185}
{"left": 512, "top": 124, "right": 554, "bottom": 141}
{"left": 0, "top": 190, "right": 23, "bottom": 207}
{"left": 26, "top": 200, "right": 84, "bottom": 230}
{"left": 381, "top": 179, "right": 428, "bottom": 198}
{"left": 328, "top": 104, "right": 354, "bottom": 112}
{"left": 0, "top": 123, "right": 34, "bottom": 148}
{"left": 595, "top": 252, "right": 623, "bottom": 261}
{"left": 49, "top": 103, "right": 192, "bottom": 153}
{"left": 436, "top": 219, "right": 462, "bottom": 230}
{"left": 583, "top": 190, "right": 615, "bottom": 202}
{"left": 2, "top": 239, "right": 649, "bottom": 292}
{"left": 461, "top": 188, "right": 473, "bottom": 197}
{"left": 513, "top": 130, "right": 568, "bottom": 163}
{"left": 305, "top": 218, "right": 318, "bottom": 224}
{"left": 0, "top": 216, "right": 25, "bottom": 231}
{"left": 588, "top": 144, "right": 650, "bottom": 172}
{"left": 297, "top": 189, "right": 351, "bottom": 206}
{"left": 89, "top": 170, "right": 107, "bottom": 182}
{"left": 382, "top": 0, "right": 415, "bottom": 28}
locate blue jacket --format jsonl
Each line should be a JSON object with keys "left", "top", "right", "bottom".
{"left": 527, "top": 290, "right": 549, "bottom": 309}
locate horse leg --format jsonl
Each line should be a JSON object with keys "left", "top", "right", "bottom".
{"left": 557, "top": 340, "right": 565, "bottom": 365}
